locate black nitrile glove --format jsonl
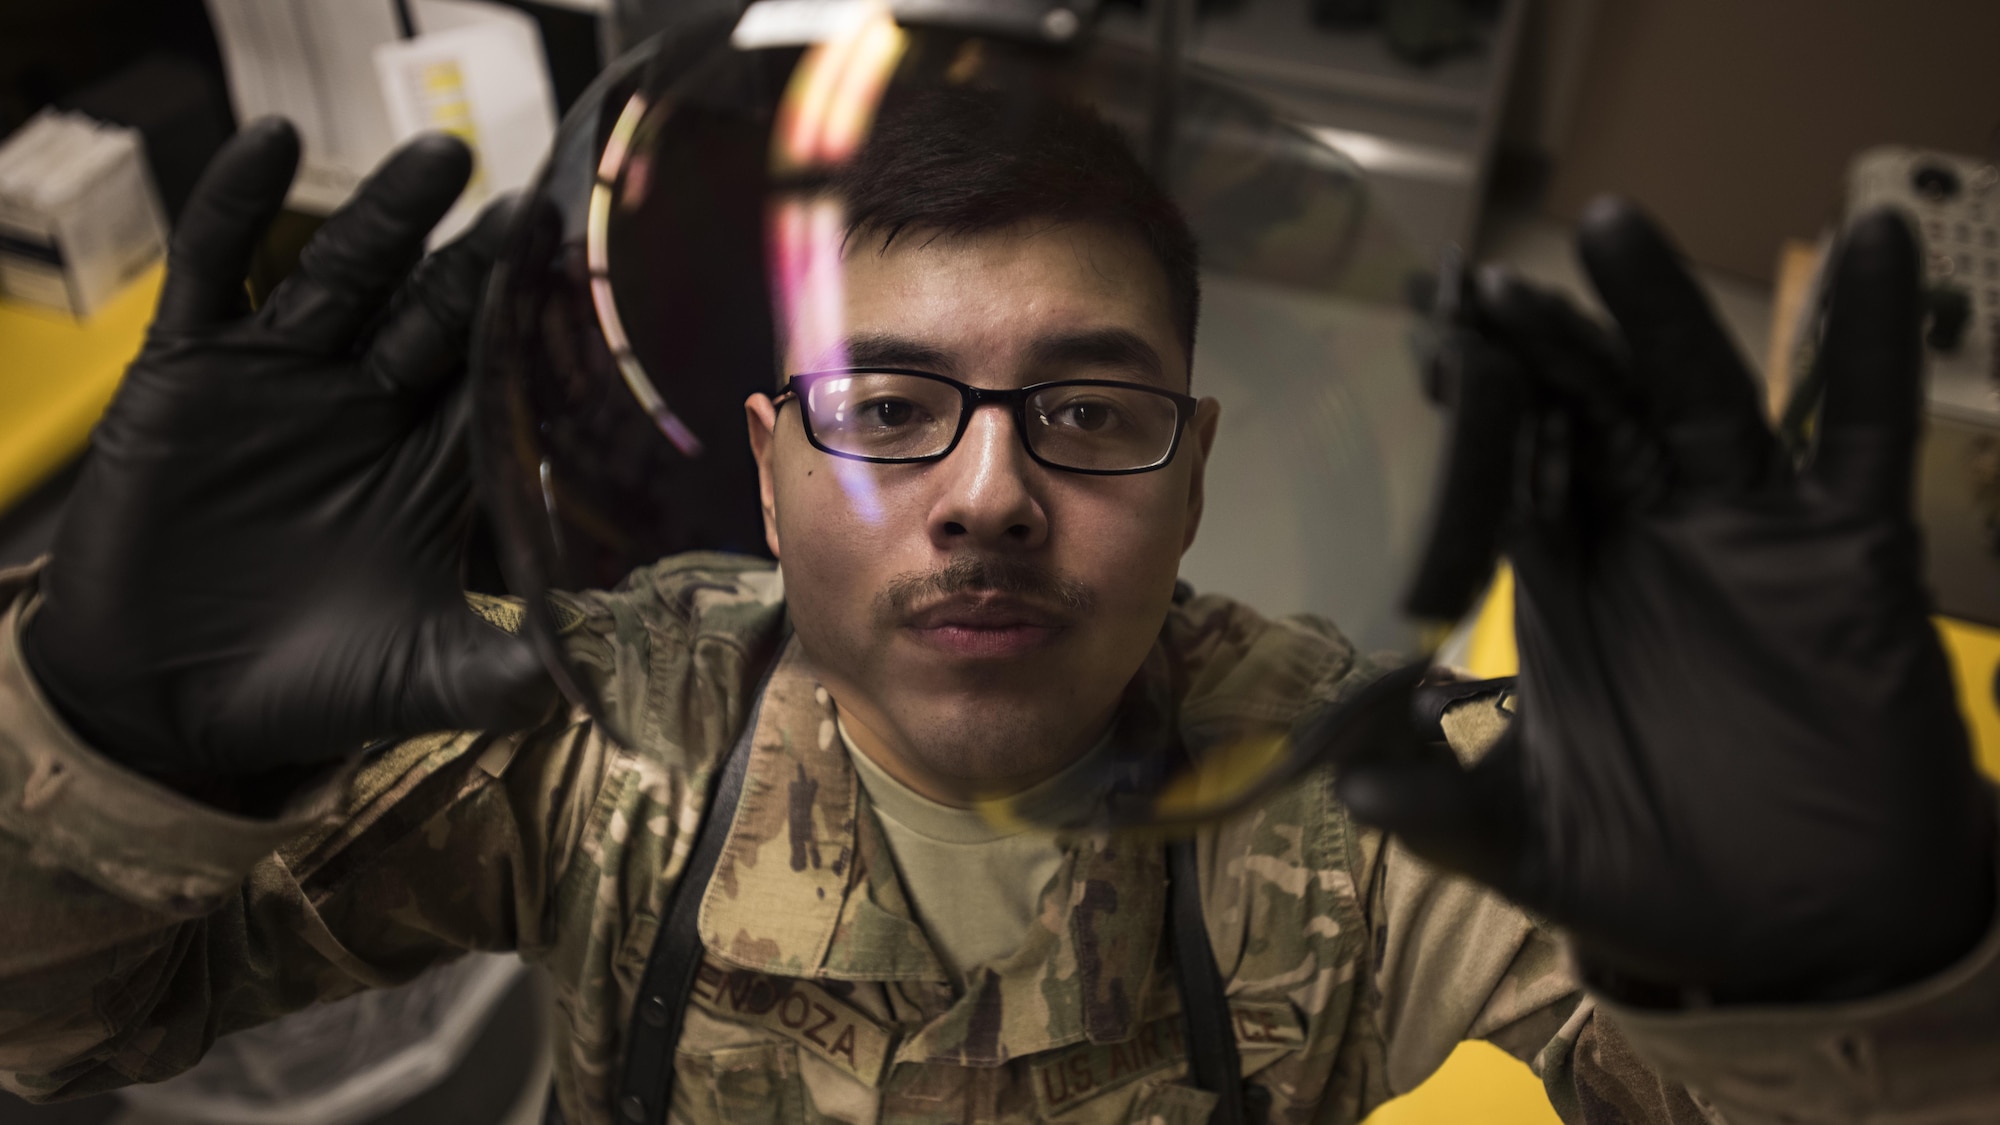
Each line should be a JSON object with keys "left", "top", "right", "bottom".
{"left": 20, "top": 119, "right": 555, "bottom": 780}
{"left": 1342, "top": 199, "right": 1996, "bottom": 1004}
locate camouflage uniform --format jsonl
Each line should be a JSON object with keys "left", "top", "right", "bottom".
{"left": 2, "top": 553, "right": 1999, "bottom": 1124}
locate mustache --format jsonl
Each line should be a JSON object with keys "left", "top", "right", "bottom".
{"left": 877, "top": 556, "right": 1095, "bottom": 621}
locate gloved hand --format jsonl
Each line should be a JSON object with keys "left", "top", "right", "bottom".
{"left": 20, "top": 118, "right": 556, "bottom": 781}
{"left": 1340, "top": 199, "right": 1996, "bottom": 1003}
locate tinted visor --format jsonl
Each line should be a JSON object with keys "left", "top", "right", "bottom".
{"left": 475, "top": 6, "right": 1434, "bottom": 829}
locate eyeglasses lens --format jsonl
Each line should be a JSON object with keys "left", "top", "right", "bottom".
{"left": 803, "top": 373, "right": 1179, "bottom": 471}
{"left": 1026, "top": 384, "right": 1180, "bottom": 471}
{"left": 805, "top": 373, "right": 962, "bottom": 460}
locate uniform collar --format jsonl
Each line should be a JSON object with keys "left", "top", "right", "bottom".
{"left": 698, "top": 638, "right": 857, "bottom": 976}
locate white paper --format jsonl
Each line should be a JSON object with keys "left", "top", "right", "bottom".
{"left": 204, "top": 0, "right": 556, "bottom": 226}
{"left": 203, "top": 0, "right": 404, "bottom": 214}
{"left": 375, "top": 8, "right": 558, "bottom": 244}
{"left": 732, "top": 0, "right": 883, "bottom": 49}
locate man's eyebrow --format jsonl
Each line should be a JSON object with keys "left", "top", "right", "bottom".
{"left": 817, "top": 333, "right": 960, "bottom": 374}
{"left": 1025, "top": 329, "right": 1168, "bottom": 386}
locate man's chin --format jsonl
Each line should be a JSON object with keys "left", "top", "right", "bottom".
{"left": 887, "top": 694, "right": 1089, "bottom": 791}
{"left": 880, "top": 644, "right": 1074, "bottom": 716}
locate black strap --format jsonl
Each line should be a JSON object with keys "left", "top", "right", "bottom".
{"left": 1168, "top": 837, "right": 1256, "bottom": 1125}
{"left": 607, "top": 670, "right": 771, "bottom": 1125}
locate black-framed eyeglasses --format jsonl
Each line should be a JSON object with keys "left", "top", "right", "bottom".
{"left": 773, "top": 368, "right": 1199, "bottom": 475}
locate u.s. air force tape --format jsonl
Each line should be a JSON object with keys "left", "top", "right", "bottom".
{"left": 1031, "top": 1001, "right": 1303, "bottom": 1116}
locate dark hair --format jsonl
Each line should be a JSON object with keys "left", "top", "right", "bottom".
{"left": 836, "top": 86, "right": 1201, "bottom": 366}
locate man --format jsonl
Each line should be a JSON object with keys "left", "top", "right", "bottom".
{"left": 1, "top": 76, "right": 1997, "bottom": 1125}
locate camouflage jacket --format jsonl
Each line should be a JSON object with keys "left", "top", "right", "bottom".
{"left": 3, "top": 553, "right": 2000, "bottom": 1125}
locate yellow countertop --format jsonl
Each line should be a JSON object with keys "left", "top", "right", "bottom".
{"left": 0, "top": 264, "right": 161, "bottom": 513}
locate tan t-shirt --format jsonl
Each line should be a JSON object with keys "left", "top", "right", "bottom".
{"left": 840, "top": 720, "right": 1111, "bottom": 982}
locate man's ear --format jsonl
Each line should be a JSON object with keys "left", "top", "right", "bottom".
{"left": 745, "top": 393, "right": 783, "bottom": 559}
{"left": 1181, "top": 396, "right": 1222, "bottom": 554}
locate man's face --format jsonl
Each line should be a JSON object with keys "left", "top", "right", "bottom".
{"left": 746, "top": 220, "right": 1221, "bottom": 799}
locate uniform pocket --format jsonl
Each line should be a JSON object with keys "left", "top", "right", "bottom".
{"left": 1126, "top": 1080, "right": 1219, "bottom": 1125}
{"left": 672, "top": 1041, "right": 806, "bottom": 1125}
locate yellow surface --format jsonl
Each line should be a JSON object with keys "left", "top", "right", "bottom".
{"left": 1940, "top": 616, "right": 2000, "bottom": 781}
{"left": 1364, "top": 1041, "right": 1560, "bottom": 1125}
{"left": 0, "top": 264, "right": 161, "bottom": 512}
{"left": 1464, "top": 566, "right": 1521, "bottom": 679}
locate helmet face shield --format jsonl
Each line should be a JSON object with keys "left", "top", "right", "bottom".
{"left": 476, "top": 8, "right": 1431, "bottom": 828}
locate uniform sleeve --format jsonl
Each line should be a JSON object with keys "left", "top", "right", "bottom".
{"left": 1364, "top": 687, "right": 2000, "bottom": 1125}
{"left": 1357, "top": 801, "right": 1724, "bottom": 1124}
{"left": 1576, "top": 818, "right": 2000, "bottom": 1125}
{"left": 0, "top": 559, "right": 614, "bottom": 1103}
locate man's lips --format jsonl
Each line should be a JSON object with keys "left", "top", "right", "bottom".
{"left": 903, "top": 595, "right": 1069, "bottom": 658}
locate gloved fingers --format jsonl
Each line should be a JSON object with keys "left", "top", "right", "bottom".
{"left": 1304, "top": 664, "right": 1531, "bottom": 892}
{"left": 154, "top": 118, "right": 300, "bottom": 333}
{"left": 1475, "top": 267, "right": 1671, "bottom": 510}
{"left": 1576, "top": 197, "right": 1776, "bottom": 495}
{"left": 1401, "top": 326, "right": 1527, "bottom": 621}
{"left": 1474, "top": 267, "right": 1631, "bottom": 404}
{"left": 1806, "top": 208, "right": 1925, "bottom": 517}
{"left": 365, "top": 194, "right": 522, "bottom": 398}
{"left": 1333, "top": 725, "right": 1530, "bottom": 896}
{"left": 371, "top": 378, "right": 479, "bottom": 575}
{"left": 398, "top": 607, "right": 559, "bottom": 735}
{"left": 259, "top": 133, "right": 473, "bottom": 351}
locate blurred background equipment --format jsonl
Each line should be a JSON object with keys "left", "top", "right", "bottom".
{"left": 1533, "top": 0, "right": 2000, "bottom": 285}
{"left": 1100, "top": 0, "right": 1525, "bottom": 257}
{"left": 1766, "top": 143, "right": 2000, "bottom": 630}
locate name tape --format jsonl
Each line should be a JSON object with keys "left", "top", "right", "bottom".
{"left": 689, "top": 956, "right": 897, "bottom": 1086}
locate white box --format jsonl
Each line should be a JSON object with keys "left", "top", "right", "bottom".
{"left": 0, "top": 110, "right": 168, "bottom": 317}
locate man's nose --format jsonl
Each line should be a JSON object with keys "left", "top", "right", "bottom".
{"left": 928, "top": 403, "right": 1049, "bottom": 551}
